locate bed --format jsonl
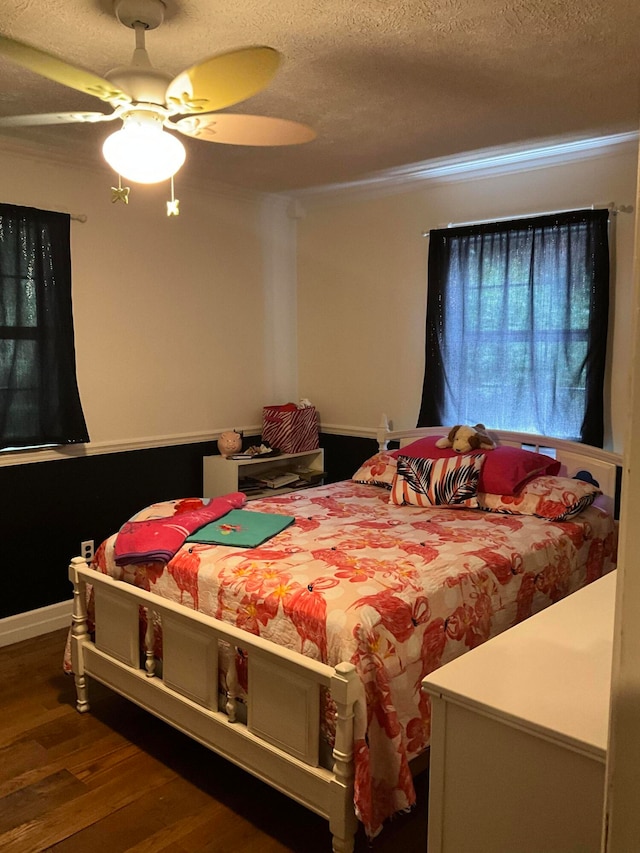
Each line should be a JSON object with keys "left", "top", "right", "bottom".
{"left": 66, "top": 424, "right": 621, "bottom": 852}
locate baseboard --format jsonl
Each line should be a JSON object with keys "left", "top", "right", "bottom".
{"left": 0, "top": 599, "right": 73, "bottom": 647}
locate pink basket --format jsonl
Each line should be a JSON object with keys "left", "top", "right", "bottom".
{"left": 262, "top": 404, "right": 319, "bottom": 454}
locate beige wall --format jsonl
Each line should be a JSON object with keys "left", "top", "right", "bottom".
{"left": 295, "top": 138, "right": 639, "bottom": 452}
{"left": 0, "top": 145, "right": 285, "bottom": 450}
{"left": 1, "top": 135, "right": 636, "bottom": 457}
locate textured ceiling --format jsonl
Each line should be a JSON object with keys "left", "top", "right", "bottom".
{"left": 0, "top": 0, "right": 638, "bottom": 193}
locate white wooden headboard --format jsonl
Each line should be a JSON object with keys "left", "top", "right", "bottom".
{"left": 376, "top": 420, "right": 622, "bottom": 518}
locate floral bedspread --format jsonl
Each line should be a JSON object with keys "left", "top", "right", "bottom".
{"left": 84, "top": 481, "right": 617, "bottom": 838}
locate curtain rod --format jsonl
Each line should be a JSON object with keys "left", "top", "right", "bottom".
{"left": 421, "top": 202, "right": 634, "bottom": 237}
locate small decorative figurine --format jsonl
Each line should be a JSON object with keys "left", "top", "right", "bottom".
{"left": 218, "top": 430, "right": 243, "bottom": 457}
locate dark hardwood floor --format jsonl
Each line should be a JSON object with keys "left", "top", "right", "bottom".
{"left": 0, "top": 629, "right": 428, "bottom": 852}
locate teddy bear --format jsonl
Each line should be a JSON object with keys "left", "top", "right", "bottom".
{"left": 436, "top": 423, "right": 496, "bottom": 453}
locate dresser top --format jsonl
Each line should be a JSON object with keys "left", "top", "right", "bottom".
{"left": 422, "top": 571, "right": 616, "bottom": 758}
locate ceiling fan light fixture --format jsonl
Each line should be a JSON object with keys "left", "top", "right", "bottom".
{"left": 102, "top": 110, "right": 185, "bottom": 184}
{"left": 0, "top": 12, "right": 316, "bottom": 196}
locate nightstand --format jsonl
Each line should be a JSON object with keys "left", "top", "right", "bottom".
{"left": 203, "top": 448, "right": 325, "bottom": 500}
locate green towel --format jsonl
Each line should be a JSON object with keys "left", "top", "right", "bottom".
{"left": 186, "top": 509, "right": 295, "bottom": 548}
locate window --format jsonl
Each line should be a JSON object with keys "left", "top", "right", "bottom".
{"left": 417, "top": 209, "right": 609, "bottom": 446}
{"left": 0, "top": 203, "right": 89, "bottom": 451}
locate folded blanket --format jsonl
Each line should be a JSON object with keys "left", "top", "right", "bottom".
{"left": 186, "top": 509, "right": 295, "bottom": 548}
{"left": 114, "top": 493, "right": 246, "bottom": 564}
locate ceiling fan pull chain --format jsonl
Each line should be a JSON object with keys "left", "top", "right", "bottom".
{"left": 111, "top": 174, "right": 131, "bottom": 205}
{"left": 166, "top": 175, "right": 180, "bottom": 217}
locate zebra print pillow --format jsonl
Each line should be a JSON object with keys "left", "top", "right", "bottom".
{"left": 390, "top": 453, "right": 485, "bottom": 508}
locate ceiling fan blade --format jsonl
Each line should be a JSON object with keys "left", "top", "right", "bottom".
{"left": 166, "top": 46, "right": 281, "bottom": 115}
{"left": 0, "top": 34, "right": 131, "bottom": 106}
{"left": 173, "top": 113, "right": 316, "bottom": 146}
{"left": 0, "top": 111, "right": 117, "bottom": 127}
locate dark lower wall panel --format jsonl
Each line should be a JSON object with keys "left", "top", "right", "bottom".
{"left": 1, "top": 432, "right": 375, "bottom": 619}
{"left": 320, "top": 432, "right": 379, "bottom": 483}
{"left": 1, "top": 440, "right": 218, "bottom": 619}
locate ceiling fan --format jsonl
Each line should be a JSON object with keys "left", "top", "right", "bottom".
{"left": 0, "top": 0, "right": 315, "bottom": 194}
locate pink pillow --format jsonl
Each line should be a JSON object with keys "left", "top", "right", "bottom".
{"left": 389, "top": 436, "right": 451, "bottom": 460}
{"left": 479, "top": 445, "right": 561, "bottom": 495}
{"left": 390, "top": 436, "right": 560, "bottom": 495}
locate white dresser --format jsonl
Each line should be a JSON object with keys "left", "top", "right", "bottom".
{"left": 422, "top": 571, "right": 616, "bottom": 853}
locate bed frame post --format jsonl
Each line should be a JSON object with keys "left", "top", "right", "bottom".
{"left": 144, "top": 607, "right": 156, "bottom": 678}
{"left": 225, "top": 649, "right": 239, "bottom": 723}
{"left": 329, "top": 661, "right": 360, "bottom": 853}
{"left": 69, "top": 556, "right": 91, "bottom": 713}
{"left": 377, "top": 413, "right": 391, "bottom": 451}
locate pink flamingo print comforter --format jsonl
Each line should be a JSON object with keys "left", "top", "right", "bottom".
{"left": 83, "top": 480, "right": 617, "bottom": 838}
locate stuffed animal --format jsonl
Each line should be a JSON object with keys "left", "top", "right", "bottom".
{"left": 436, "top": 423, "right": 496, "bottom": 453}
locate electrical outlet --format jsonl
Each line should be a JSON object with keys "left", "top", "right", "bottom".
{"left": 81, "top": 540, "right": 94, "bottom": 562}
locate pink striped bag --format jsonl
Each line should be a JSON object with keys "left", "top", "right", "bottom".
{"left": 262, "top": 403, "right": 319, "bottom": 453}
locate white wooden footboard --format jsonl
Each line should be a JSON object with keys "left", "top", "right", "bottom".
{"left": 68, "top": 557, "right": 361, "bottom": 853}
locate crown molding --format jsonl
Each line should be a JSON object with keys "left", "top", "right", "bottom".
{"left": 289, "top": 131, "right": 640, "bottom": 208}
{"left": 3, "top": 129, "right": 636, "bottom": 211}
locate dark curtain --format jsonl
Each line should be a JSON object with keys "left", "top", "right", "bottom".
{"left": 417, "top": 209, "right": 609, "bottom": 446}
{"left": 0, "top": 203, "right": 89, "bottom": 449}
